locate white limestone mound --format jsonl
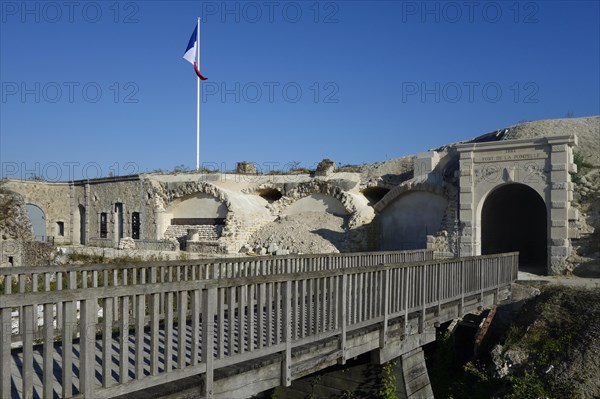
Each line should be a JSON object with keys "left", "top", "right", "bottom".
{"left": 507, "top": 116, "right": 599, "bottom": 164}
{"left": 249, "top": 212, "right": 346, "bottom": 254}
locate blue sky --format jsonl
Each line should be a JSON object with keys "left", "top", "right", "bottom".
{"left": 1, "top": 0, "right": 599, "bottom": 180}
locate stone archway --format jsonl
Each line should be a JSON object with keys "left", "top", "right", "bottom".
{"left": 457, "top": 135, "right": 578, "bottom": 275}
{"left": 25, "top": 203, "right": 46, "bottom": 241}
{"left": 481, "top": 183, "right": 547, "bottom": 272}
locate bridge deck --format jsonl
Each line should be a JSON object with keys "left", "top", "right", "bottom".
{"left": 9, "top": 309, "right": 282, "bottom": 398}
{"left": 0, "top": 251, "right": 518, "bottom": 399}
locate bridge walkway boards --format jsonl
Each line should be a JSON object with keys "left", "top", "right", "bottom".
{"left": 8, "top": 306, "right": 288, "bottom": 399}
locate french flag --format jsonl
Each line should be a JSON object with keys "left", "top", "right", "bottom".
{"left": 183, "top": 25, "right": 207, "bottom": 80}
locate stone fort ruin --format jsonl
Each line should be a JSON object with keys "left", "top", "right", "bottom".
{"left": 2, "top": 117, "right": 599, "bottom": 276}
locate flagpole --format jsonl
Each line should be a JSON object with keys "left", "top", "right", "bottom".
{"left": 196, "top": 16, "right": 201, "bottom": 171}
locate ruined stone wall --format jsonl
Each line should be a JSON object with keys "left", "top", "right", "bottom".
{"left": 3, "top": 180, "right": 72, "bottom": 244}
{"left": 0, "top": 188, "right": 34, "bottom": 241}
{"left": 0, "top": 240, "right": 53, "bottom": 267}
{"left": 84, "top": 178, "right": 158, "bottom": 245}
{"left": 20, "top": 241, "right": 53, "bottom": 266}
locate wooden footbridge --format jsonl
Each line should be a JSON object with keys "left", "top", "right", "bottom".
{"left": 0, "top": 250, "right": 518, "bottom": 398}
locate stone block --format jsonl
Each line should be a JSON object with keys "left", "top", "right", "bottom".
{"left": 550, "top": 238, "right": 568, "bottom": 246}
{"left": 568, "top": 207, "right": 579, "bottom": 221}
{"left": 550, "top": 191, "right": 569, "bottom": 202}
{"left": 236, "top": 162, "right": 257, "bottom": 174}
{"left": 551, "top": 144, "right": 568, "bottom": 153}
{"left": 550, "top": 245, "right": 569, "bottom": 257}
{"left": 550, "top": 208, "right": 568, "bottom": 221}
{"left": 315, "top": 159, "right": 336, "bottom": 176}
{"left": 550, "top": 227, "right": 569, "bottom": 240}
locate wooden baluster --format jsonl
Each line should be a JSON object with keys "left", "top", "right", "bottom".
{"left": 319, "top": 278, "right": 326, "bottom": 333}
{"left": 437, "top": 264, "right": 442, "bottom": 317}
{"left": 148, "top": 267, "right": 159, "bottom": 376}
{"left": 281, "top": 280, "right": 292, "bottom": 387}
{"left": 62, "top": 272, "right": 76, "bottom": 398}
{"left": 358, "top": 273, "right": 364, "bottom": 323}
{"left": 202, "top": 286, "right": 216, "bottom": 398}
{"left": 495, "top": 257, "right": 501, "bottom": 303}
{"left": 380, "top": 268, "right": 389, "bottom": 348}
{"left": 0, "top": 305, "right": 11, "bottom": 399}
{"left": 238, "top": 285, "right": 246, "bottom": 354}
{"left": 275, "top": 282, "right": 282, "bottom": 344}
{"left": 103, "top": 297, "right": 114, "bottom": 387}
{"left": 217, "top": 288, "right": 225, "bottom": 358}
{"left": 420, "top": 266, "right": 426, "bottom": 333}
{"left": 247, "top": 284, "right": 255, "bottom": 351}
{"left": 191, "top": 289, "right": 201, "bottom": 365}
{"left": 22, "top": 305, "right": 34, "bottom": 399}
{"left": 480, "top": 258, "right": 485, "bottom": 304}
{"left": 307, "top": 279, "right": 313, "bottom": 336}
{"left": 227, "top": 287, "right": 235, "bottom": 355}
{"left": 80, "top": 298, "right": 96, "bottom": 398}
{"left": 136, "top": 293, "right": 146, "bottom": 378}
{"left": 459, "top": 260, "right": 465, "bottom": 317}
{"left": 266, "top": 283, "right": 273, "bottom": 346}
{"left": 164, "top": 291, "right": 174, "bottom": 372}
{"left": 339, "top": 273, "right": 347, "bottom": 365}
{"left": 18, "top": 274, "right": 25, "bottom": 338}
{"left": 120, "top": 295, "right": 130, "bottom": 383}
{"left": 43, "top": 274, "right": 53, "bottom": 398}
{"left": 177, "top": 290, "right": 187, "bottom": 368}
{"left": 404, "top": 267, "right": 410, "bottom": 335}
{"left": 257, "top": 283, "right": 265, "bottom": 349}
{"left": 328, "top": 276, "right": 335, "bottom": 331}
{"left": 112, "top": 270, "right": 119, "bottom": 322}
{"left": 92, "top": 270, "right": 98, "bottom": 288}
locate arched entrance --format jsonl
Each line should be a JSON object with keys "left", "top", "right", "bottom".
{"left": 481, "top": 184, "right": 547, "bottom": 273}
{"left": 25, "top": 203, "right": 46, "bottom": 241}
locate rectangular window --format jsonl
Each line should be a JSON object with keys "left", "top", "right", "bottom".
{"left": 100, "top": 212, "right": 108, "bottom": 238}
{"left": 132, "top": 212, "right": 140, "bottom": 239}
{"left": 56, "top": 221, "right": 64, "bottom": 236}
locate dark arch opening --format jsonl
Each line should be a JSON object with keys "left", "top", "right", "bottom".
{"left": 362, "top": 187, "right": 390, "bottom": 206}
{"left": 256, "top": 188, "right": 283, "bottom": 203}
{"left": 481, "top": 184, "right": 547, "bottom": 274}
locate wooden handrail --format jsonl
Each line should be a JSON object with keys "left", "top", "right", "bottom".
{"left": 0, "top": 251, "right": 518, "bottom": 399}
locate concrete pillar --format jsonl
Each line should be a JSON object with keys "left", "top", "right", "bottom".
{"left": 458, "top": 151, "right": 476, "bottom": 257}
{"left": 395, "top": 347, "right": 435, "bottom": 399}
{"left": 547, "top": 138, "right": 577, "bottom": 274}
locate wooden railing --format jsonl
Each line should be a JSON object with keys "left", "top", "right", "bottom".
{"left": 0, "top": 250, "right": 433, "bottom": 294}
{"left": 0, "top": 250, "right": 432, "bottom": 344}
{"left": 0, "top": 252, "right": 518, "bottom": 399}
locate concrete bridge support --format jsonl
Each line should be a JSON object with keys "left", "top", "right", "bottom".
{"left": 269, "top": 347, "right": 434, "bottom": 399}
{"left": 269, "top": 324, "right": 437, "bottom": 399}
{"left": 394, "top": 348, "right": 435, "bottom": 399}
